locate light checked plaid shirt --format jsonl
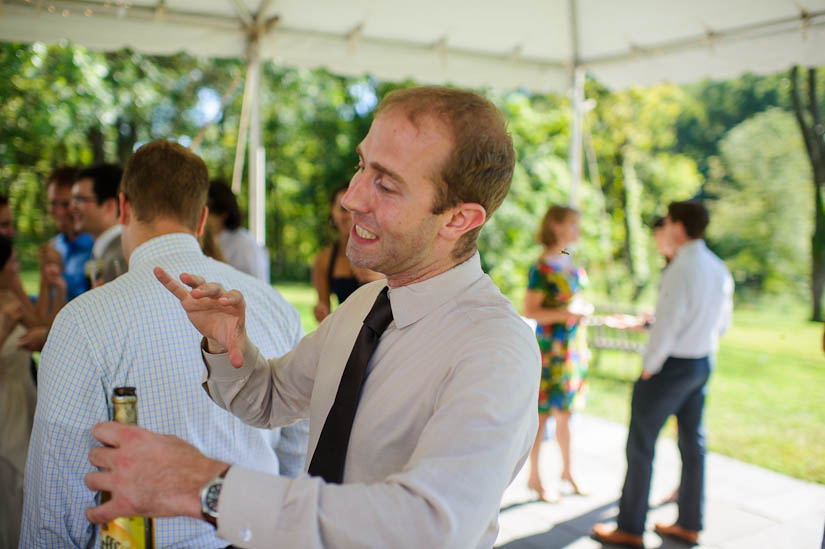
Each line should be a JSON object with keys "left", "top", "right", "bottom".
{"left": 22, "top": 233, "right": 307, "bottom": 548}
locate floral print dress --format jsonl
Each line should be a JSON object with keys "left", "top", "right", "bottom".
{"left": 527, "top": 255, "right": 589, "bottom": 413}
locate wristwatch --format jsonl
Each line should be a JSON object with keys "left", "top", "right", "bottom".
{"left": 200, "top": 468, "right": 229, "bottom": 527}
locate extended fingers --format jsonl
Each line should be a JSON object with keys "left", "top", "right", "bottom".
{"left": 219, "top": 289, "right": 245, "bottom": 307}
{"left": 179, "top": 272, "right": 207, "bottom": 288}
{"left": 191, "top": 282, "right": 227, "bottom": 299}
{"left": 154, "top": 267, "right": 191, "bottom": 302}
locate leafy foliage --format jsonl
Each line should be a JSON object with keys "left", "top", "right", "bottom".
{"left": 0, "top": 41, "right": 818, "bottom": 313}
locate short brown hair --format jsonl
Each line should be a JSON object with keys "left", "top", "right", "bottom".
{"left": 668, "top": 200, "right": 709, "bottom": 239}
{"left": 376, "top": 87, "right": 516, "bottom": 259}
{"left": 46, "top": 166, "right": 78, "bottom": 190}
{"left": 121, "top": 140, "right": 209, "bottom": 231}
{"left": 538, "top": 205, "right": 577, "bottom": 247}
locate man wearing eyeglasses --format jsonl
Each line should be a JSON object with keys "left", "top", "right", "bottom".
{"left": 46, "top": 166, "right": 93, "bottom": 301}
{"left": 71, "top": 164, "right": 127, "bottom": 286}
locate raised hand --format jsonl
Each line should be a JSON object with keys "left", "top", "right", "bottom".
{"left": 154, "top": 267, "right": 248, "bottom": 367}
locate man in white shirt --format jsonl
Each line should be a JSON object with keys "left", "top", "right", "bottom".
{"left": 594, "top": 200, "right": 734, "bottom": 548}
{"left": 71, "top": 163, "right": 127, "bottom": 285}
{"left": 82, "top": 87, "right": 540, "bottom": 548}
{"left": 22, "top": 141, "right": 308, "bottom": 547}
{"left": 207, "top": 180, "right": 270, "bottom": 282}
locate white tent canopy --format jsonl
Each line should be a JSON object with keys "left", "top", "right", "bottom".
{"left": 3, "top": 0, "right": 825, "bottom": 238}
{"left": 4, "top": 1, "right": 825, "bottom": 91}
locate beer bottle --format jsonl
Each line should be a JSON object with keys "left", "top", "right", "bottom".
{"left": 99, "top": 387, "right": 156, "bottom": 549}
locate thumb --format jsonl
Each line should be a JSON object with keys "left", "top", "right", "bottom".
{"left": 227, "top": 328, "right": 247, "bottom": 368}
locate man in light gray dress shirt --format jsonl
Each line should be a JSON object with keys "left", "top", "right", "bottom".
{"left": 82, "top": 86, "right": 540, "bottom": 548}
{"left": 594, "top": 200, "right": 734, "bottom": 548}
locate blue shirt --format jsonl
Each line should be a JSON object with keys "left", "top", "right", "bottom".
{"left": 22, "top": 233, "right": 308, "bottom": 548}
{"left": 51, "top": 232, "right": 94, "bottom": 301}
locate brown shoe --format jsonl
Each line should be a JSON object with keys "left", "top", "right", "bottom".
{"left": 654, "top": 522, "right": 699, "bottom": 545}
{"left": 592, "top": 523, "right": 644, "bottom": 548}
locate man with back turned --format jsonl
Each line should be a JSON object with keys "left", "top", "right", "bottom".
{"left": 594, "top": 200, "right": 733, "bottom": 547}
{"left": 22, "top": 140, "right": 308, "bottom": 548}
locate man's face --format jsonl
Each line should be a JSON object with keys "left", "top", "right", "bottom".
{"left": 47, "top": 182, "right": 75, "bottom": 235}
{"left": 0, "top": 205, "right": 14, "bottom": 238}
{"left": 653, "top": 226, "right": 673, "bottom": 259}
{"left": 663, "top": 215, "right": 686, "bottom": 249}
{"left": 342, "top": 108, "right": 454, "bottom": 285}
{"left": 71, "top": 178, "right": 105, "bottom": 236}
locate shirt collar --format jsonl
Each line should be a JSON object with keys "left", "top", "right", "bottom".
{"left": 673, "top": 238, "right": 705, "bottom": 261}
{"left": 387, "top": 252, "right": 484, "bottom": 329}
{"left": 92, "top": 224, "right": 122, "bottom": 259}
{"left": 128, "top": 233, "right": 204, "bottom": 271}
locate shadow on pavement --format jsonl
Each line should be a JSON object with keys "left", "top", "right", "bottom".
{"left": 498, "top": 499, "right": 697, "bottom": 549}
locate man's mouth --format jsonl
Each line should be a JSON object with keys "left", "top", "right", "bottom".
{"left": 354, "top": 224, "right": 377, "bottom": 240}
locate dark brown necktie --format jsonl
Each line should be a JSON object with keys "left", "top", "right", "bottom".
{"left": 308, "top": 286, "right": 393, "bottom": 483}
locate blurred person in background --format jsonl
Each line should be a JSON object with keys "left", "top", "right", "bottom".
{"left": 312, "top": 184, "right": 382, "bottom": 322}
{"left": 46, "top": 166, "right": 93, "bottom": 301}
{"left": 0, "top": 195, "right": 64, "bottom": 351}
{"left": 594, "top": 200, "right": 734, "bottom": 548}
{"left": 0, "top": 234, "right": 38, "bottom": 547}
{"left": 523, "top": 204, "right": 591, "bottom": 502}
{"left": 71, "top": 163, "right": 127, "bottom": 286}
{"left": 206, "top": 179, "right": 269, "bottom": 282}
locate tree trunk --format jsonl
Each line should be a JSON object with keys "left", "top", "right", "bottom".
{"left": 790, "top": 66, "right": 825, "bottom": 321}
{"left": 812, "top": 184, "right": 825, "bottom": 321}
{"left": 87, "top": 126, "right": 105, "bottom": 164}
{"left": 116, "top": 118, "right": 137, "bottom": 166}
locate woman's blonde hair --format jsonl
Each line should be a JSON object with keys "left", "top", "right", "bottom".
{"left": 537, "top": 205, "right": 577, "bottom": 247}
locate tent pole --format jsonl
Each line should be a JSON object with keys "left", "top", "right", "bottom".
{"left": 567, "top": 0, "right": 583, "bottom": 207}
{"left": 231, "top": 65, "right": 252, "bottom": 196}
{"left": 246, "top": 30, "right": 265, "bottom": 246}
{"left": 569, "top": 66, "right": 585, "bottom": 208}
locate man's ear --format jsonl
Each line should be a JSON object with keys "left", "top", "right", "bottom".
{"left": 439, "top": 203, "right": 487, "bottom": 241}
{"left": 103, "top": 197, "right": 119, "bottom": 221}
{"left": 195, "top": 206, "right": 208, "bottom": 237}
{"left": 118, "top": 193, "right": 130, "bottom": 226}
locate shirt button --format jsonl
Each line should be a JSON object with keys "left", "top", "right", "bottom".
{"left": 240, "top": 528, "right": 253, "bottom": 542}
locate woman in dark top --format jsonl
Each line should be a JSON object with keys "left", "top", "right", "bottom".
{"left": 312, "top": 185, "right": 381, "bottom": 323}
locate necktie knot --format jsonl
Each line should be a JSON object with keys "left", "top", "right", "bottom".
{"left": 363, "top": 286, "right": 393, "bottom": 335}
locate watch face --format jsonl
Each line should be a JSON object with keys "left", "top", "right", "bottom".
{"left": 205, "top": 482, "right": 221, "bottom": 514}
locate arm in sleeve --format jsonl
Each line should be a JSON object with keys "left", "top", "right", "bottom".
{"left": 273, "top": 419, "right": 309, "bottom": 478}
{"left": 213, "top": 332, "right": 541, "bottom": 548}
{"left": 203, "top": 315, "right": 327, "bottom": 429}
{"left": 21, "top": 310, "right": 108, "bottom": 548}
{"left": 643, "top": 266, "right": 690, "bottom": 376}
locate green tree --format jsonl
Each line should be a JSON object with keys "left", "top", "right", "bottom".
{"left": 707, "top": 108, "right": 812, "bottom": 299}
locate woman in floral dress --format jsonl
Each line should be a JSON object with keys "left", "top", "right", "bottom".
{"left": 523, "top": 205, "right": 589, "bottom": 501}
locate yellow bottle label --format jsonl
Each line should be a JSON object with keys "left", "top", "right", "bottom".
{"left": 100, "top": 516, "right": 148, "bottom": 549}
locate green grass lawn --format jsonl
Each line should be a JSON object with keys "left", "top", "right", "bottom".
{"left": 24, "top": 271, "right": 825, "bottom": 484}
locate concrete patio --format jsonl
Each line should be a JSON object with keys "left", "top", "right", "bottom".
{"left": 497, "top": 414, "right": 825, "bottom": 548}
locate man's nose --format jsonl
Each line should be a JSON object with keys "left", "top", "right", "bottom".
{"left": 341, "top": 174, "right": 367, "bottom": 213}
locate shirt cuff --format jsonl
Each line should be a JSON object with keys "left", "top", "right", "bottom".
{"left": 216, "top": 466, "right": 290, "bottom": 546}
{"left": 201, "top": 336, "right": 260, "bottom": 381}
